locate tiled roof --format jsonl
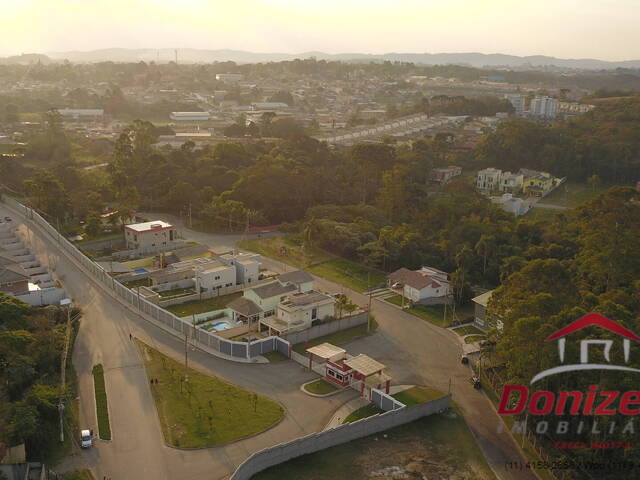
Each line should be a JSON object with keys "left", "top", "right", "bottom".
{"left": 278, "top": 270, "right": 314, "bottom": 285}
{"left": 388, "top": 267, "right": 447, "bottom": 290}
{"left": 251, "top": 281, "right": 296, "bottom": 299}
{"left": 227, "top": 297, "right": 263, "bottom": 316}
{"left": 0, "top": 264, "right": 29, "bottom": 285}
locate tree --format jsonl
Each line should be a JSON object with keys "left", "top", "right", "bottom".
{"left": 587, "top": 174, "right": 601, "bottom": 191}
{"left": 85, "top": 214, "right": 102, "bottom": 238}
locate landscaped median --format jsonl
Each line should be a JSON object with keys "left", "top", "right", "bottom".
{"left": 92, "top": 364, "right": 111, "bottom": 440}
{"left": 135, "top": 340, "right": 284, "bottom": 448}
{"left": 302, "top": 378, "right": 340, "bottom": 396}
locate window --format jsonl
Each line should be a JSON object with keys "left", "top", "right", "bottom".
{"left": 215, "top": 275, "right": 220, "bottom": 280}
{"left": 311, "top": 307, "right": 317, "bottom": 320}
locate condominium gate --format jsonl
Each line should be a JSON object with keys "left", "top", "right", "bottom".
{"left": 0, "top": 195, "right": 290, "bottom": 361}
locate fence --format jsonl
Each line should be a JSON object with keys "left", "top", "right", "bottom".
{"left": 1, "top": 195, "right": 288, "bottom": 362}
{"left": 230, "top": 395, "right": 451, "bottom": 480}
{"left": 282, "top": 312, "right": 368, "bottom": 345}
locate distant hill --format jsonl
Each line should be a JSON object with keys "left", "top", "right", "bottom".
{"left": 0, "top": 53, "right": 53, "bottom": 65}
{"left": 23, "top": 48, "right": 640, "bottom": 70}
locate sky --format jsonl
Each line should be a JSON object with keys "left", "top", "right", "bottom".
{"left": 2, "top": 0, "right": 639, "bottom": 60}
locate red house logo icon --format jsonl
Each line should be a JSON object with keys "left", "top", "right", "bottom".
{"left": 530, "top": 313, "right": 640, "bottom": 384}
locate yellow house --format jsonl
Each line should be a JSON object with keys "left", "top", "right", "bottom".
{"left": 520, "top": 168, "right": 557, "bottom": 196}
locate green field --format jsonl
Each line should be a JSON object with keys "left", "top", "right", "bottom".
{"left": 122, "top": 256, "right": 155, "bottom": 269}
{"left": 452, "top": 324, "right": 484, "bottom": 336}
{"left": 92, "top": 364, "right": 111, "bottom": 440}
{"left": 164, "top": 292, "right": 241, "bottom": 317}
{"left": 255, "top": 405, "right": 495, "bottom": 480}
{"left": 303, "top": 379, "right": 339, "bottom": 395}
{"left": 240, "top": 236, "right": 386, "bottom": 292}
{"left": 344, "top": 386, "right": 445, "bottom": 422}
{"left": 292, "top": 317, "right": 378, "bottom": 354}
{"left": 123, "top": 277, "right": 152, "bottom": 289}
{"left": 385, "top": 295, "right": 474, "bottom": 328}
{"left": 464, "top": 334, "right": 485, "bottom": 344}
{"left": 158, "top": 287, "right": 195, "bottom": 298}
{"left": 135, "top": 340, "right": 284, "bottom": 448}
{"left": 539, "top": 181, "right": 608, "bottom": 208}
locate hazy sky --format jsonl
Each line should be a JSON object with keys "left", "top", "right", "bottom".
{"left": 3, "top": 0, "right": 639, "bottom": 60}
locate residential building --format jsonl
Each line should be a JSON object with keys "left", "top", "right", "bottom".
{"left": 498, "top": 171, "right": 523, "bottom": 193}
{"left": 260, "top": 290, "right": 336, "bottom": 335}
{"left": 530, "top": 96, "right": 558, "bottom": 118}
{"left": 476, "top": 168, "right": 502, "bottom": 191}
{"left": 0, "top": 264, "right": 30, "bottom": 295}
{"left": 278, "top": 270, "right": 314, "bottom": 292}
{"left": 124, "top": 220, "right": 177, "bottom": 249}
{"left": 520, "top": 168, "right": 557, "bottom": 196}
{"left": 250, "top": 102, "right": 289, "bottom": 111}
{"left": 149, "top": 257, "right": 216, "bottom": 286}
{"left": 430, "top": 165, "right": 462, "bottom": 185}
{"left": 388, "top": 266, "right": 451, "bottom": 304}
{"left": 194, "top": 260, "right": 236, "bottom": 293}
{"left": 504, "top": 94, "right": 525, "bottom": 115}
{"left": 471, "top": 290, "right": 503, "bottom": 330}
{"left": 240, "top": 281, "right": 298, "bottom": 320}
{"left": 215, "top": 73, "right": 244, "bottom": 84}
{"left": 57, "top": 108, "right": 104, "bottom": 120}
{"left": 219, "top": 252, "right": 261, "bottom": 285}
{"left": 169, "top": 111, "right": 210, "bottom": 122}
{"left": 491, "top": 193, "right": 530, "bottom": 216}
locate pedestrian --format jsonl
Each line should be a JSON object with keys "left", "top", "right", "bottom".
{"left": 129, "top": 333, "right": 132, "bottom": 340}
{"left": 150, "top": 379, "right": 153, "bottom": 385}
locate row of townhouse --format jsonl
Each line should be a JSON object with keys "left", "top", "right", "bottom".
{"left": 476, "top": 167, "right": 562, "bottom": 197}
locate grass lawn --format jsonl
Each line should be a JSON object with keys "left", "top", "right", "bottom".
{"left": 343, "top": 403, "right": 384, "bottom": 423}
{"left": 303, "top": 379, "right": 339, "bottom": 395}
{"left": 165, "top": 292, "right": 241, "bottom": 317}
{"left": 135, "top": 340, "right": 284, "bottom": 448}
{"left": 122, "top": 256, "right": 155, "bottom": 269}
{"left": 76, "top": 232, "right": 123, "bottom": 245}
{"left": 240, "top": 236, "right": 386, "bottom": 292}
{"left": 539, "top": 181, "right": 608, "bottom": 208}
{"left": 385, "top": 296, "right": 474, "bottom": 328}
{"left": 62, "top": 469, "right": 95, "bottom": 480}
{"left": 158, "top": 287, "right": 195, "bottom": 298}
{"left": 263, "top": 351, "right": 289, "bottom": 363}
{"left": 464, "top": 334, "right": 486, "bottom": 344}
{"left": 256, "top": 405, "right": 495, "bottom": 480}
{"left": 92, "top": 364, "right": 111, "bottom": 440}
{"left": 123, "top": 278, "right": 151, "bottom": 289}
{"left": 524, "top": 207, "right": 561, "bottom": 220}
{"left": 292, "top": 317, "right": 378, "bottom": 355}
{"left": 392, "top": 386, "right": 445, "bottom": 407}
{"left": 452, "top": 324, "right": 484, "bottom": 336}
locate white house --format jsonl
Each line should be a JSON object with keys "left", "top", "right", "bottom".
{"left": 169, "top": 111, "right": 210, "bottom": 122}
{"left": 242, "top": 281, "right": 298, "bottom": 319}
{"left": 219, "top": 252, "right": 261, "bottom": 285}
{"left": 476, "top": 168, "right": 502, "bottom": 191}
{"left": 388, "top": 266, "right": 451, "bottom": 304}
{"left": 124, "top": 221, "right": 178, "bottom": 250}
{"left": 278, "top": 270, "right": 314, "bottom": 293}
{"left": 194, "top": 260, "right": 236, "bottom": 293}
{"left": 260, "top": 290, "right": 336, "bottom": 335}
{"left": 491, "top": 193, "right": 530, "bottom": 216}
{"left": 498, "top": 171, "right": 524, "bottom": 193}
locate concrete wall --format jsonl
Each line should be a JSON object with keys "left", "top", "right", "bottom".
{"left": 230, "top": 395, "right": 452, "bottom": 480}
{"left": 282, "top": 312, "right": 368, "bottom": 345}
{"left": 15, "top": 287, "right": 66, "bottom": 306}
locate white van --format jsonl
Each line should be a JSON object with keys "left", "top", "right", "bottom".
{"left": 80, "top": 429, "right": 92, "bottom": 448}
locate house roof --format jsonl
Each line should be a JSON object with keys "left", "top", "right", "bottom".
{"left": 344, "top": 354, "right": 386, "bottom": 376}
{"left": 306, "top": 342, "right": 345, "bottom": 359}
{"left": 472, "top": 290, "right": 494, "bottom": 307}
{"left": 278, "top": 270, "right": 314, "bottom": 285}
{"left": 0, "top": 264, "right": 29, "bottom": 285}
{"left": 279, "top": 290, "right": 334, "bottom": 309}
{"left": 0, "top": 252, "right": 17, "bottom": 266}
{"left": 251, "top": 281, "right": 296, "bottom": 300}
{"left": 546, "top": 313, "right": 640, "bottom": 342}
{"left": 125, "top": 220, "right": 173, "bottom": 233}
{"left": 388, "top": 267, "right": 447, "bottom": 290}
{"left": 227, "top": 297, "right": 263, "bottom": 317}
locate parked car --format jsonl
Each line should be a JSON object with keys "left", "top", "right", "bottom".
{"left": 80, "top": 429, "right": 92, "bottom": 448}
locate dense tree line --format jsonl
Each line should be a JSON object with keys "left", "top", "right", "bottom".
{"left": 0, "top": 295, "right": 80, "bottom": 458}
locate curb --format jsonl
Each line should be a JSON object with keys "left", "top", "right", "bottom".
{"left": 300, "top": 379, "right": 345, "bottom": 398}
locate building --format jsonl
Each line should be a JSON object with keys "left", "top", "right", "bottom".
{"left": 216, "top": 73, "right": 244, "bottom": 84}
{"left": 476, "top": 168, "right": 503, "bottom": 191}
{"left": 491, "top": 193, "right": 530, "bottom": 216}
{"left": 124, "top": 220, "right": 177, "bottom": 250}
{"left": 260, "top": 290, "right": 336, "bottom": 335}
{"left": 250, "top": 102, "right": 289, "bottom": 111}
{"left": 194, "top": 260, "right": 236, "bottom": 293}
{"left": 471, "top": 290, "right": 503, "bottom": 330}
{"left": 149, "top": 257, "right": 216, "bottom": 286}
{"left": 306, "top": 343, "right": 392, "bottom": 394}
{"left": 57, "top": 108, "right": 104, "bottom": 120}
{"left": 504, "top": 94, "right": 525, "bottom": 115}
{"left": 530, "top": 96, "right": 558, "bottom": 118}
{"left": 520, "top": 168, "right": 557, "bottom": 196}
{"left": 388, "top": 266, "right": 451, "bottom": 304}
{"left": 0, "top": 264, "right": 29, "bottom": 295}
{"left": 277, "top": 270, "right": 314, "bottom": 293}
{"left": 169, "top": 111, "right": 210, "bottom": 122}
{"left": 219, "top": 252, "right": 261, "bottom": 285}
{"left": 430, "top": 165, "right": 462, "bottom": 185}
{"left": 498, "top": 171, "right": 524, "bottom": 193}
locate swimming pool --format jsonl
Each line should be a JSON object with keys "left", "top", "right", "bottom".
{"left": 134, "top": 268, "right": 149, "bottom": 274}
{"left": 211, "top": 321, "right": 231, "bottom": 331}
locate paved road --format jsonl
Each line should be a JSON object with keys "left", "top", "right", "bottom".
{"left": 533, "top": 203, "right": 568, "bottom": 210}
{"left": 1, "top": 205, "right": 356, "bottom": 480}
{"left": 147, "top": 216, "right": 537, "bottom": 480}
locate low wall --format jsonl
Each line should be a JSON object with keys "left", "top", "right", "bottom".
{"left": 230, "top": 395, "right": 452, "bottom": 480}
{"left": 16, "top": 287, "right": 67, "bottom": 306}
{"left": 283, "top": 312, "right": 368, "bottom": 345}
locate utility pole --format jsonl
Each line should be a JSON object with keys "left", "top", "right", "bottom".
{"left": 188, "top": 202, "right": 192, "bottom": 228}
{"left": 366, "top": 271, "right": 372, "bottom": 333}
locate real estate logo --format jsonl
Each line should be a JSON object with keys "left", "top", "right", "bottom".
{"left": 497, "top": 313, "right": 640, "bottom": 444}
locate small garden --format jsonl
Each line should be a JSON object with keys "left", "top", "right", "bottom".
{"left": 343, "top": 386, "right": 445, "bottom": 423}
{"left": 165, "top": 292, "right": 241, "bottom": 317}
{"left": 92, "top": 364, "right": 111, "bottom": 440}
{"left": 303, "top": 379, "right": 339, "bottom": 395}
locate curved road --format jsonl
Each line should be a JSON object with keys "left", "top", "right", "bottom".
{"left": 3, "top": 204, "right": 535, "bottom": 480}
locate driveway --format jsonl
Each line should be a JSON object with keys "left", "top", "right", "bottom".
{"left": 1, "top": 205, "right": 355, "bottom": 480}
